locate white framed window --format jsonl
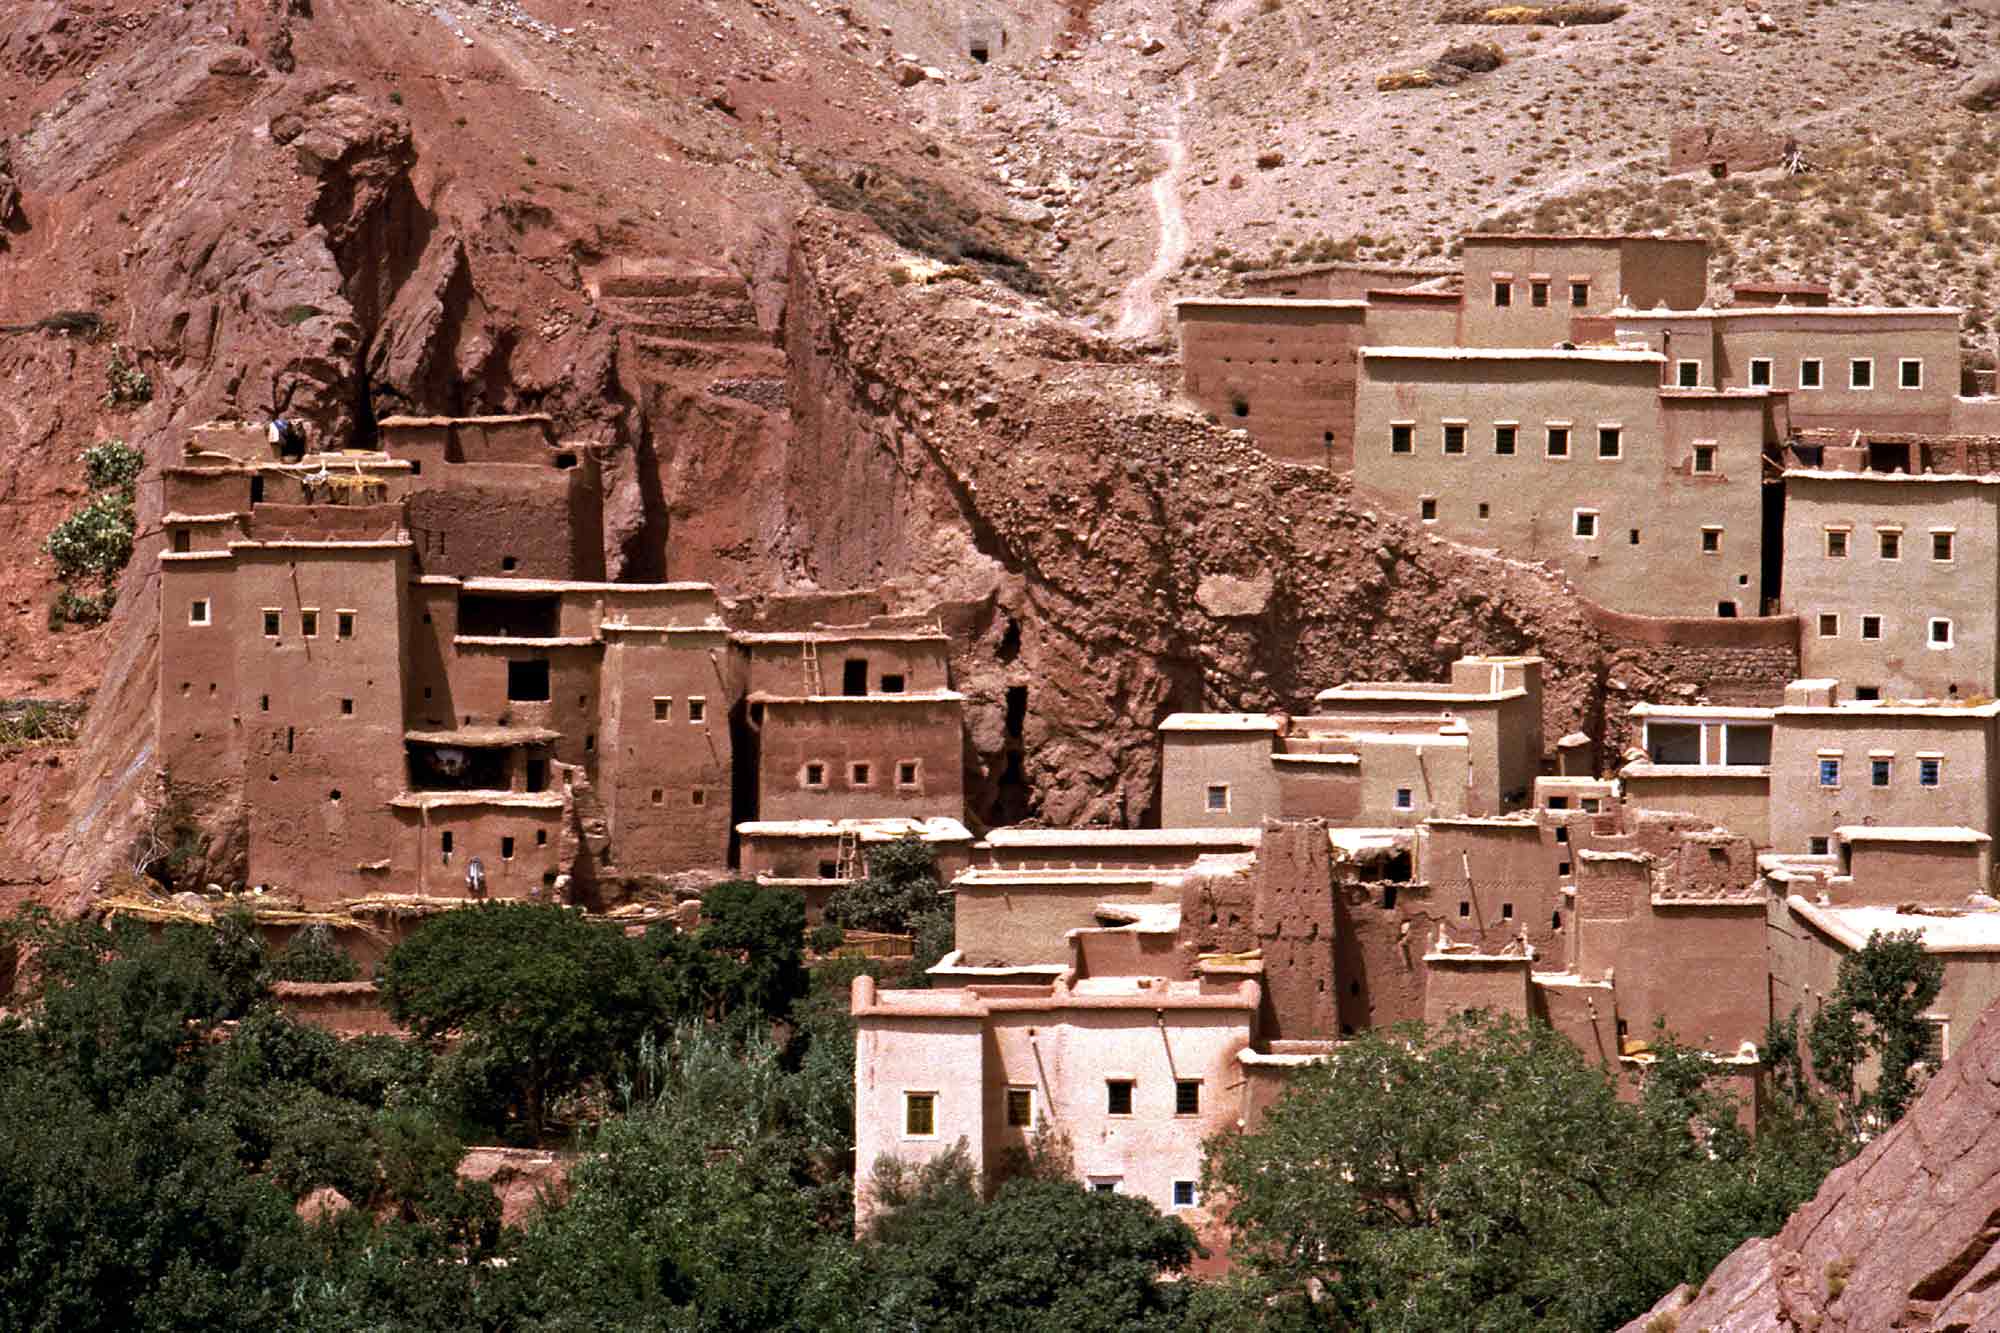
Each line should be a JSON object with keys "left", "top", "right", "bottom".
{"left": 1676, "top": 360, "right": 1701, "bottom": 389}
{"left": 904, "top": 1091, "right": 938, "bottom": 1138}
{"left": 189, "top": 599, "right": 211, "bottom": 626}
{"left": 1824, "top": 527, "right": 1850, "bottom": 559}
{"left": 1570, "top": 279, "right": 1590, "bottom": 308}
{"left": 687, "top": 696, "right": 707, "bottom": 724}
{"left": 1933, "top": 529, "right": 1956, "bottom": 562}
{"left": 1394, "top": 787, "right": 1414, "bottom": 810}
{"left": 301, "top": 608, "right": 320, "bottom": 637}
{"left": 1494, "top": 423, "right": 1518, "bottom": 456}
{"left": 1692, "top": 442, "right": 1717, "bottom": 474}
{"left": 1878, "top": 528, "right": 1902, "bottom": 560}
{"left": 1861, "top": 614, "right": 1883, "bottom": 641}
{"left": 1800, "top": 358, "right": 1824, "bottom": 390}
{"left": 1818, "top": 756, "right": 1841, "bottom": 788}
{"left": 1597, "top": 425, "right": 1623, "bottom": 459}
{"left": 1106, "top": 1079, "right": 1136, "bottom": 1116}
{"left": 1530, "top": 279, "right": 1550, "bottom": 308}
{"left": 1420, "top": 496, "right": 1438, "bottom": 523}
{"left": 1748, "top": 357, "right": 1773, "bottom": 388}
{"left": 1005, "top": 1087, "right": 1036, "bottom": 1129}
{"left": 1817, "top": 612, "right": 1839, "bottom": 637}
{"left": 1809, "top": 835, "right": 1831, "bottom": 855}
{"left": 1546, "top": 424, "right": 1571, "bottom": 458}
{"left": 1493, "top": 279, "right": 1512, "bottom": 307}
{"left": 1089, "top": 1178, "right": 1123, "bottom": 1195}
{"left": 1442, "top": 422, "right": 1467, "bottom": 455}
{"left": 1900, "top": 358, "right": 1924, "bottom": 390}
{"left": 1929, "top": 617, "right": 1954, "bottom": 648}
{"left": 1871, "top": 757, "right": 1892, "bottom": 787}
{"left": 1921, "top": 1017, "right": 1948, "bottom": 1066}
{"left": 851, "top": 761, "right": 873, "bottom": 786}
{"left": 262, "top": 608, "right": 282, "bottom": 638}
{"left": 653, "top": 696, "right": 673, "bottom": 722}
{"left": 1171, "top": 1180, "right": 1199, "bottom": 1209}
{"left": 1850, "top": 357, "right": 1874, "bottom": 390}
{"left": 1700, "top": 526, "right": 1722, "bottom": 554}
{"left": 897, "top": 759, "right": 921, "bottom": 788}
{"left": 1920, "top": 756, "right": 1943, "bottom": 788}
{"left": 802, "top": 761, "right": 828, "bottom": 789}
{"left": 1205, "top": 783, "right": 1230, "bottom": 814}
{"left": 1573, "top": 508, "right": 1599, "bottom": 539}
{"left": 336, "top": 610, "right": 356, "bottom": 639}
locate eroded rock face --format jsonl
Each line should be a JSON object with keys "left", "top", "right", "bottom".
{"left": 1623, "top": 1002, "right": 2000, "bottom": 1332}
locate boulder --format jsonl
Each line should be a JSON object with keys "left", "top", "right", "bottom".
{"left": 1196, "top": 572, "right": 1274, "bottom": 619}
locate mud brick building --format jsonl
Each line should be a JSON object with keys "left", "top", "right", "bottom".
{"left": 155, "top": 416, "right": 968, "bottom": 907}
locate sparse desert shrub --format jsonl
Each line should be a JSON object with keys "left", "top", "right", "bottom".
{"left": 1377, "top": 68, "right": 1436, "bottom": 91}
{"left": 99, "top": 343, "right": 151, "bottom": 408}
{"left": 1824, "top": 1256, "right": 1853, "bottom": 1300}
{"left": 1439, "top": 2, "right": 1627, "bottom": 23}
{"left": 1438, "top": 40, "right": 1505, "bottom": 73}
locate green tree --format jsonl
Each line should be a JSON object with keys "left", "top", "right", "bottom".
{"left": 379, "top": 902, "right": 666, "bottom": 1135}
{"left": 264, "top": 923, "right": 361, "bottom": 983}
{"left": 823, "top": 835, "right": 944, "bottom": 934}
{"left": 645, "top": 879, "right": 809, "bottom": 1023}
{"left": 862, "top": 1145, "right": 1202, "bottom": 1330}
{"left": 1808, "top": 928, "right": 1945, "bottom": 1135}
{"left": 1202, "top": 1012, "right": 1836, "bottom": 1331}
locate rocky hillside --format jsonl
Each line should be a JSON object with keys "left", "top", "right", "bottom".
{"left": 0, "top": 0, "right": 1973, "bottom": 900}
{"left": 1622, "top": 999, "right": 2000, "bottom": 1332}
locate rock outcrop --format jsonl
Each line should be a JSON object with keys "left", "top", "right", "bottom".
{"left": 1623, "top": 1001, "right": 2000, "bottom": 1332}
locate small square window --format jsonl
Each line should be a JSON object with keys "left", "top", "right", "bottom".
{"left": 1933, "top": 531, "right": 1955, "bottom": 562}
{"left": 1700, "top": 527, "right": 1721, "bottom": 554}
{"left": 507, "top": 659, "right": 551, "bottom": 702}
{"left": 1478, "top": 503, "right": 1491, "bottom": 519}
{"left": 1091, "top": 1180, "right": 1120, "bottom": 1195}
{"left": 1502, "top": 902, "right": 1515, "bottom": 920}
{"left": 905, "top": 1092, "right": 936, "bottom": 1137}
{"left": 1570, "top": 281, "right": 1590, "bottom": 307}
{"left": 804, "top": 762, "right": 827, "bottom": 788}
{"left": 1800, "top": 358, "right": 1824, "bottom": 389}
{"left": 1861, "top": 615, "right": 1883, "bottom": 640}
{"left": 851, "top": 762, "right": 872, "bottom": 786}
{"left": 650, "top": 788, "right": 665, "bottom": 805}
{"left": 1872, "top": 758, "right": 1891, "bottom": 787}
{"left": 691, "top": 788, "right": 707, "bottom": 806}
{"left": 1809, "top": 836, "right": 1831, "bottom": 856}
{"left": 1818, "top": 613, "right": 1839, "bottom": 637}
{"left": 653, "top": 697, "right": 672, "bottom": 721}
{"left": 1854, "top": 686, "right": 1881, "bottom": 701}
{"left": 1582, "top": 798, "right": 1601, "bottom": 813}
{"left": 1630, "top": 529, "right": 1641, "bottom": 545}
{"left": 337, "top": 611, "right": 355, "bottom": 639}
{"left": 1880, "top": 530, "right": 1902, "bottom": 560}
{"left": 1107, "top": 1080, "right": 1135, "bottom": 1116}
{"left": 1677, "top": 360, "right": 1700, "bottom": 389}
{"left": 1493, "top": 279, "right": 1512, "bottom": 307}
{"left": 1921, "top": 757, "right": 1942, "bottom": 788}
{"left": 1850, "top": 358, "right": 1874, "bottom": 390}
{"left": 171, "top": 528, "right": 192, "bottom": 554}
{"left": 1900, "top": 358, "right": 1923, "bottom": 389}
{"left": 1530, "top": 280, "right": 1549, "bottom": 307}
{"left": 1420, "top": 497, "right": 1437, "bottom": 523}
{"left": 898, "top": 761, "right": 920, "bottom": 786}
{"left": 1006, "top": 1088, "right": 1034, "bottom": 1128}
{"left": 1555, "top": 826, "right": 1569, "bottom": 844}
{"left": 1458, "top": 900, "right": 1471, "bottom": 918}
{"left": 340, "top": 698, "right": 354, "bottom": 715}
{"left": 1573, "top": 509, "right": 1598, "bottom": 539}
{"left": 880, "top": 673, "right": 906, "bottom": 694}
{"left": 1930, "top": 618, "right": 1954, "bottom": 648}
{"left": 1175, "top": 1080, "right": 1202, "bottom": 1116}
{"left": 687, "top": 697, "right": 707, "bottom": 724}
{"left": 1547, "top": 426, "right": 1571, "bottom": 458}
{"left": 1748, "top": 358, "right": 1773, "bottom": 388}
{"left": 1819, "top": 758, "right": 1841, "bottom": 788}
{"left": 1391, "top": 423, "right": 1414, "bottom": 454}
{"left": 1205, "top": 783, "right": 1230, "bottom": 813}
{"left": 1494, "top": 425, "right": 1517, "bottom": 456}
{"left": 1825, "top": 528, "right": 1849, "bottom": 559}
{"left": 1172, "top": 1180, "right": 1198, "bottom": 1209}
{"left": 263, "top": 610, "right": 282, "bottom": 638}
{"left": 189, "top": 599, "right": 211, "bottom": 626}
{"left": 1442, "top": 423, "right": 1466, "bottom": 455}
{"left": 1692, "top": 444, "right": 1716, "bottom": 474}
{"left": 1394, "top": 787, "right": 1413, "bottom": 810}
{"left": 818, "top": 861, "right": 839, "bottom": 879}
{"left": 301, "top": 609, "right": 319, "bottom": 637}
{"left": 1597, "top": 427, "right": 1622, "bottom": 459}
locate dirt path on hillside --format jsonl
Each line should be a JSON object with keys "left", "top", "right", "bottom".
{"left": 1111, "top": 89, "right": 1190, "bottom": 340}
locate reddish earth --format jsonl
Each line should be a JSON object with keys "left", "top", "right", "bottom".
{"left": 0, "top": 0, "right": 1886, "bottom": 902}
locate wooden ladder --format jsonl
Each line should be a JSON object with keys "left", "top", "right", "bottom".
{"left": 802, "top": 638, "right": 824, "bottom": 696}
{"left": 835, "top": 828, "right": 861, "bottom": 882}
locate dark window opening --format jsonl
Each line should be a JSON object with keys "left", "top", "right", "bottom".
{"left": 1458, "top": 900, "right": 1470, "bottom": 918}
{"left": 535, "top": 829, "right": 547, "bottom": 846}
{"left": 843, "top": 659, "right": 868, "bottom": 696}
{"left": 264, "top": 610, "right": 282, "bottom": 637}
{"left": 1382, "top": 884, "right": 1398, "bottom": 909}
{"left": 507, "top": 659, "right": 551, "bottom": 701}
{"left": 898, "top": 761, "right": 919, "bottom": 785}
{"left": 409, "top": 743, "right": 508, "bottom": 791}
{"left": 1531, "top": 281, "right": 1549, "bottom": 307}
{"left": 997, "top": 617, "right": 1021, "bottom": 662}
{"left": 500, "top": 556, "right": 519, "bottom": 572}
{"left": 441, "top": 831, "right": 454, "bottom": 855}
{"left": 1717, "top": 601, "right": 1738, "bottom": 618}
{"left": 329, "top": 789, "right": 341, "bottom": 802}
{"left": 1175, "top": 1080, "right": 1201, "bottom": 1116}
{"left": 1107, "top": 1080, "right": 1134, "bottom": 1115}
{"left": 459, "top": 593, "right": 559, "bottom": 638}
{"left": 819, "top": 861, "right": 839, "bottom": 878}
{"left": 554, "top": 452, "right": 578, "bottom": 469}
{"left": 340, "top": 698, "right": 354, "bottom": 715}
{"left": 1502, "top": 902, "right": 1514, "bottom": 920}
{"left": 249, "top": 474, "right": 266, "bottom": 504}
{"left": 1231, "top": 399, "right": 1249, "bottom": 418}
{"left": 687, "top": 698, "right": 706, "bottom": 724}
{"left": 851, "top": 762, "right": 872, "bottom": 786}
{"left": 260, "top": 695, "right": 270, "bottom": 712}
{"left": 880, "top": 673, "right": 906, "bottom": 694}
{"left": 501, "top": 836, "right": 515, "bottom": 860}
{"left": 286, "top": 726, "right": 295, "bottom": 755}
{"left": 525, "top": 757, "right": 548, "bottom": 791}
{"left": 1552, "top": 910, "right": 1562, "bottom": 930}
{"left": 172, "top": 528, "right": 191, "bottom": 553}
{"left": 969, "top": 41, "right": 989, "bottom": 62}
{"left": 337, "top": 612, "right": 355, "bottom": 639}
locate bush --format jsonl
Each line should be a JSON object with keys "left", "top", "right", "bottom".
{"left": 45, "top": 491, "right": 135, "bottom": 583}
{"left": 99, "top": 342, "right": 151, "bottom": 407}
{"left": 82, "top": 438, "right": 142, "bottom": 493}
{"left": 266, "top": 924, "right": 361, "bottom": 984}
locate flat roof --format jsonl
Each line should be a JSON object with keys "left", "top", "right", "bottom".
{"left": 1174, "top": 298, "right": 1369, "bottom": 311}
{"left": 1318, "top": 683, "right": 1525, "bottom": 704}
{"left": 161, "top": 511, "right": 244, "bottom": 524}
{"left": 977, "top": 827, "right": 1263, "bottom": 849}
{"left": 457, "top": 577, "right": 717, "bottom": 594}
{"left": 1775, "top": 701, "right": 2000, "bottom": 719}
{"left": 854, "top": 976, "right": 1257, "bottom": 1018}
{"left": 405, "top": 726, "right": 562, "bottom": 747}
{"left": 735, "top": 816, "right": 973, "bottom": 841}
{"left": 1359, "top": 345, "right": 1665, "bottom": 364}
{"left": 1299, "top": 730, "right": 1467, "bottom": 748}
{"left": 1631, "top": 703, "right": 1776, "bottom": 721}
{"left": 1328, "top": 827, "right": 1414, "bottom": 854}
{"left": 1789, "top": 895, "right": 2000, "bottom": 953}
{"left": 1621, "top": 762, "right": 1770, "bottom": 779}
{"left": 1837, "top": 825, "right": 1990, "bottom": 845}
{"left": 1463, "top": 231, "right": 1706, "bottom": 244}
{"left": 1783, "top": 468, "right": 2000, "bottom": 485}
{"left": 1272, "top": 751, "right": 1361, "bottom": 765}
{"left": 1159, "top": 713, "right": 1281, "bottom": 733}
{"left": 953, "top": 868, "right": 1173, "bottom": 888}
{"left": 1615, "top": 305, "right": 1961, "bottom": 319}
{"left": 389, "top": 791, "right": 565, "bottom": 811}
{"left": 733, "top": 628, "right": 948, "bottom": 644}
{"left": 377, "top": 413, "right": 554, "bottom": 427}
{"left": 751, "top": 690, "right": 965, "bottom": 705}
{"left": 454, "top": 635, "right": 601, "bottom": 649}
